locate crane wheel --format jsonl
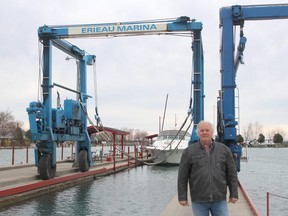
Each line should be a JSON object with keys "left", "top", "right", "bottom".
{"left": 39, "top": 154, "right": 56, "bottom": 180}
{"left": 78, "top": 150, "right": 90, "bottom": 172}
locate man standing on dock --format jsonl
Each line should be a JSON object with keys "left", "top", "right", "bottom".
{"left": 177, "top": 121, "right": 238, "bottom": 216}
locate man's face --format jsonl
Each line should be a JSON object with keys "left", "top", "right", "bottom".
{"left": 198, "top": 122, "right": 213, "bottom": 144}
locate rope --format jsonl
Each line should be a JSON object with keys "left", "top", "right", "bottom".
{"left": 80, "top": 99, "right": 193, "bottom": 164}
{"left": 71, "top": 32, "right": 193, "bottom": 40}
{"left": 144, "top": 113, "right": 193, "bottom": 165}
{"left": 78, "top": 62, "right": 193, "bottom": 164}
{"left": 80, "top": 102, "right": 136, "bottom": 160}
{"left": 49, "top": 17, "right": 182, "bottom": 29}
{"left": 92, "top": 58, "right": 101, "bottom": 125}
{"left": 144, "top": 35, "right": 194, "bottom": 166}
{"left": 166, "top": 118, "right": 192, "bottom": 157}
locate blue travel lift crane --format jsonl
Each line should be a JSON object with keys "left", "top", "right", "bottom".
{"left": 26, "top": 17, "right": 203, "bottom": 180}
{"left": 217, "top": 4, "right": 288, "bottom": 171}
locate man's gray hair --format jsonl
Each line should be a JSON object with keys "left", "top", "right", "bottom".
{"left": 196, "top": 120, "right": 214, "bottom": 136}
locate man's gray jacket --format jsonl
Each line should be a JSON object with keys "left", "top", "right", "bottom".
{"left": 177, "top": 141, "right": 238, "bottom": 202}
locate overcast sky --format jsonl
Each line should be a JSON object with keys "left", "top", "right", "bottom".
{"left": 1, "top": 0, "right": 288, "bottom": 138}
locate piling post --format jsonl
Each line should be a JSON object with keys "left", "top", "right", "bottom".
{"left": 71, "top": 143, "right": 74, "bottom": 160}
{"left": 267, "top": 192, "right": 270, "bottom": 216}
{"left": 26, "top": 143, "right": 29, "bottom": 164}
{"left": 128, "top": 146, "right": 130, "bottom": 168}
{"left": 121, "top": 135, "right": 124, "bottom": 159}
{"left": 101, "top": 143, "right": 104, "bottom": 163}
{"left": 12, "top": 143, "right": 15, "bottom": 165}
{"left": 61, "top": 143, "right": 64, "bottom": 160}
{"left": 113, "top": 134, "right": 116, "bottom": 170}
{"left": 134, "top": 144, "right": 137, "bottom": 167}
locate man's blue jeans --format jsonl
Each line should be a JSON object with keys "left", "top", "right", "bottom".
{"left": 192, "top": 200, "right": 229, "bottom": 216}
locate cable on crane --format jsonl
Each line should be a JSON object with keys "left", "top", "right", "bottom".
{"left": 37, "top": 41, "right": 43, "bottom": 102}
{"left": 143, "top": 113, "right": 193, "bottom": 166}
{"left": 144, "top": 35, "right": 195, "bottom": 164}
{"left": 92, "top": 57, "right": 101, "bottom": 126}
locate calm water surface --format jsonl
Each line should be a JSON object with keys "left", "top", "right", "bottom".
{"left": 0, "top": 148, "right": 288, "bottom": 215}
{"left": 238, "top": 148, "right": 288, "bottom": 216}
{"left": 0, "top": 166, "right": 178, "bottom": 216}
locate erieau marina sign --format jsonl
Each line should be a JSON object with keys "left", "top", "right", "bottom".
{"left": 68, "top": 23, "right": 167, "bottom": 36}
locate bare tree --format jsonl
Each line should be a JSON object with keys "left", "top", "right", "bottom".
{"left": 252, "top": 121, "right": 263, "bottom": 140}
{"left": 134, "top": 130, "right": 148, "bottom": 141}
{"left": 242, "top": 121, "right": 263, "bottom": 142}
{"left": 14, "top": 125, "right": 24, "bottom": 147}
{"left": 242, "top": 123, "right": 253, "bottom": 142}
{"left": 0, "top": 110, "right": 25, "bottom": 147}
{"left": 0, "top": 110, "right": 15, "bottom": 137}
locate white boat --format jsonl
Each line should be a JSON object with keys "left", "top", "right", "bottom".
{"left": 146, "top": 130, "right": 191, "bottom": 165}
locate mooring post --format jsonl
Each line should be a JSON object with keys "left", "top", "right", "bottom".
{"left": 128, "top": 146, "right": 130, "bottom": 168}
{"left": 26, "top": 143, "right": 29, "bottom": 164}
{"left": 266, "top": 192, "right": 269, "bottom": 216}
{"left": 12, "top": 143, "right": 15, "bottom": 165}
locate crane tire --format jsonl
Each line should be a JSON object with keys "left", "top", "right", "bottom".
{"left": 78, "top": 150, "right": 90, "bottom": 172}
{"left": 39, "top": 154, "right": 56, "bottom": 180}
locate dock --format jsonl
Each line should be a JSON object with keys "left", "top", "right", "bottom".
{"left": 160, "top": 181, "right": 261, "bottom": 216}
{"left": 0, "top": 157, "right": 137, "bottom": 208}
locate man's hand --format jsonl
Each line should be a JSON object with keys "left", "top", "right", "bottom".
{"left": 179, "top": 201, "right": 189, "bottom": 206}
{"left": 229, "top": 197, "right": 238, "bottom": 204}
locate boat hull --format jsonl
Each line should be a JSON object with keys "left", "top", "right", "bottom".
{"left": 145, "top": 129, "right": 190, "bottom": 165}
{"left": 146, "top": 148, "right": 184, "bottom": 165}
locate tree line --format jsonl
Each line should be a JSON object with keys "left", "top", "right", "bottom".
{"left": 0, "top": 110, "right": 31, "bottom": 147}
{"left": 237, "top": 121, "right": 287, "bottom": 144}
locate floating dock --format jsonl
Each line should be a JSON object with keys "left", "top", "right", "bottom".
{"left": 160, "top": 181, "right": 261, "bottom": 216}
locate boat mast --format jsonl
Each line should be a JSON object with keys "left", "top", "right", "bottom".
{"left": 161, "top": 93, "right": 169, "bottom": 132}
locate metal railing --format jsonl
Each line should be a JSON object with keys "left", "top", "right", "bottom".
{"left": 266, "top": 192, "right": 288, "bottom": 216}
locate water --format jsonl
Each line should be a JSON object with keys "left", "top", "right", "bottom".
{"left": 0, "top": 166, "right": 178, "bottom": 216}
{"left": 1, "top": 148, "right": 288, "bottom": 215}
{"left": 238, "top": 148, "right": 288, "bottom": 216}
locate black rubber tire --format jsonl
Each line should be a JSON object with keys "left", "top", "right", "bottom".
{"left": 78, "top": 150, "right": 90, "bottom": 172}
{"left": 39, "top": 154, "right": 56, "bottom": 180}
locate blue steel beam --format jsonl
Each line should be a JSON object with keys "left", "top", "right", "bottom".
{"left": 38, "top": 17, "right": 202, "bottom": 39}
{"left": 218, "top": 4, "right": 288, "bottom": 171}
{"left": 219, "top": 4, "right": 288, "bottom": 143}
{"left": 190, "top": 30, "right": 204, "bottom": 143}
{"left": 230, "top": 4, "right": 288, "bottom": 22}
